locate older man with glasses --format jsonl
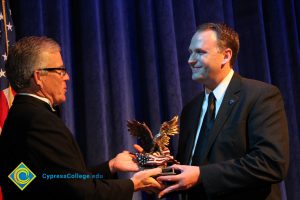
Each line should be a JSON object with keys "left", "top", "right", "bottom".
{"left": 0, "top": 36, "right": 162, "bottom": 200}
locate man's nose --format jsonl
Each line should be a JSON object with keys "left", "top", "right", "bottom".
{"left": 188, "top": 59, "right": 197, "bottom": 67}
{"left": 64, "top": 73, "right": 70, "bottom": 81}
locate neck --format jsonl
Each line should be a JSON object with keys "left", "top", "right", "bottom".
{"left": 35, "top": 90, "right": 54, "bottom": 106}
{"left": 205, "top": 66, "right": 231, "bottom": 90}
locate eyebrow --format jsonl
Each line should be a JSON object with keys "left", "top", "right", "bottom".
{"left": 188, "top": 48, "right": 207, "bottom": 53}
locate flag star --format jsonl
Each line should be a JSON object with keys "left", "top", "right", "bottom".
{"left": 9, "top": 9, "right": 12, "bottom": 15}
{"left": 0, "top": 68, "right": 6, "bottom": 78}
{"left": 7, "top": 22, "right": 13, "bottom": 31}
{"left": 2, "top": 53, "right": 7, "bottom": 61}
{"left": 0, "top": 12, "right": 3, "bottom": 20}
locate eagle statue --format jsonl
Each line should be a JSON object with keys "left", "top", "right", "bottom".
{"left": 127, "top": 116, "right": 180, "bottom": 167}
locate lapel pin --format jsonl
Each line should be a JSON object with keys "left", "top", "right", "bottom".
{"left": 228, "top": 99, "right": 235, "bottom": 105}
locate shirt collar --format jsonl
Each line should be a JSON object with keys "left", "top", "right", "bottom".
{"left": 205, "top": 69, "right": 234, "bottom": 101}
{"left": 17, "top": 93, "right": 56, "bottom": 112}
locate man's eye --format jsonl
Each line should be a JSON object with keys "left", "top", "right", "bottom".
{"left": 195, "top": 50, "right": 205, "bottom": 54}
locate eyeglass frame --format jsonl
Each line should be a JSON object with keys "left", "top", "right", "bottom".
{"left": 36, "top": 67, "right": 68, "bottom": 76}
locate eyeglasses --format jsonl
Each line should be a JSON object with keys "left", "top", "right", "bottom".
{"left": 37, "top": 67, "right": 68, "bottom": 76}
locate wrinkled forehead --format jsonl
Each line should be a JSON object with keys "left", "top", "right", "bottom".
{"left": 189, "top": 30, "right": 218, "bottom": 50}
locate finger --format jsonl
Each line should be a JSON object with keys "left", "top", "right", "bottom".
{"left": 142, "top": 186, "right": 160, "bottom": 194}
{"left": 148, "top": 188, "right": 160, "bottom": 194}
{"left": 158, "top": 184, "right": 180, "bottom": 198}
{"left": 141, "top": 182, "right": 162, "bottom": 194}
{"left": 157, "top": 174, "right": 179, "bottom": 182}
{"left": 143, "top": 167, "right": 162, "bottom": 177}
{"left": 129, "top": 153, "right": 136, "bottom": 159}
{"left": 133, "top": 144, "right": 144, "bottom": 153}
{"left": 150, "top": 179, "right": 164, "bottom": 189}
{"left": 157, "top": 180, "right": 168, "bottom": 191}
{"left": 169, "top": 164, "right": 182, "bottom": 170}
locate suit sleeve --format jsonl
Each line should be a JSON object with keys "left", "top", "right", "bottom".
{"left": 200, "top": 86, "right": 289, "bottom": 195}
{"left": 88, "top": 161, "right": 118, "bottom": 179}
{"left": 27, "top": 113, "right": 134, "bottom": 200}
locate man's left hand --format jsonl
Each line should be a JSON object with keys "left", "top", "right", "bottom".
{"left": 109, "top": 151, "right": 139, "bottom": 173}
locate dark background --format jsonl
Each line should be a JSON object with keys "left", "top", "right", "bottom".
{"left": 9, "top": 0, "right": 300, "bottom": 199}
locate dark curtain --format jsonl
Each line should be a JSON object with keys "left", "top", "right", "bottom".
{"left": 9, "top": 0, "right": 300, "bottom": 199}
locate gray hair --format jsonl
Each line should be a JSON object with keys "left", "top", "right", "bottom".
{"left": 5, "top": 36, "right": 61, "bottom": 92}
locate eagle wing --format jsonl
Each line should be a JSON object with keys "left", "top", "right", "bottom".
{"left": 157, "top": 116, "right": 179, "bottom": 147}
{"left": 159, "top": 134, "right": 171, "bottom": 149}
{"left": 127, "top": 120, "right": 154, "bottom": 152}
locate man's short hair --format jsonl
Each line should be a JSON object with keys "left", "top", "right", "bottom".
{"left": 5, "top": 36, "right": 61, "bottom": 92}
{"left": 197, "top": 23, "right": 240, "bottom": 66}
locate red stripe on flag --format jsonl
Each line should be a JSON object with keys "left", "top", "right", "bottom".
{"left": 0, "top": 90, "right": 9, "bottom": 134}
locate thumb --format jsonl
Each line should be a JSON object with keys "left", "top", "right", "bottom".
{"left": 133, "top": 144, "right": 144, "bottom": 153}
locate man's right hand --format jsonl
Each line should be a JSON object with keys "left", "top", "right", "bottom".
{"left": 130, "top": 167, "right": 163, "bottom": 192}
{"left": 157, "top": 164, "right": 200, "bottom": 198}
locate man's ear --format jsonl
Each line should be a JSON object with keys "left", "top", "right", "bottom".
{"left": 222, "top": 48, "right": 232, "bottom": 65}
{"left": 33, "top": 70, "right": 43, "bottom": 88}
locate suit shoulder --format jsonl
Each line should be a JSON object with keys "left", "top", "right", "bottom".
{"left": 6, "top": 99, "right": 61, "bottom": 131}
{"left": 240, "top": 76, "right": 280, "bottom": 94}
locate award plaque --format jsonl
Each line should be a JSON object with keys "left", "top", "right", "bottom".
{"left": 127, "top": 116, "right": 180, "bottom": 175}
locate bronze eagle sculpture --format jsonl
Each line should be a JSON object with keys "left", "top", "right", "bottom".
{"left": 127, "top": 116, "right": 180, "bottom": 167}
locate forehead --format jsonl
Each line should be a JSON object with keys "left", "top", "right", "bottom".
{"left": 189, "top": 30, "right": 218, "bottom": 50}
{"left": 40, "top": 51, "right": 63, "bottom": 67}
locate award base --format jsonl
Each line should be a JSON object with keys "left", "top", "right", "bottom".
{"left": 151, "top": 167, "right": 181, "bottom": 178}
{"left": 160, "top": 167, "right": 180, "bottom": 176}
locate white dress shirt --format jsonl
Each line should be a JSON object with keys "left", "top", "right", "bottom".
{"left": 189, "top": 69, "right": 234, "bottom": 164}
{"left": 17, "top": 93, "right": 56, "bottom": 111}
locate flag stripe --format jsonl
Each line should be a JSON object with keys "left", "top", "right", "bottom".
{"left": 0, "top": 91, "right": 9, "bottom": 130}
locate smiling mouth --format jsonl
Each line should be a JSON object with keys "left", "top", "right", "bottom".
{"left": 192, "top": 66, "right": 202, "bottom": 69}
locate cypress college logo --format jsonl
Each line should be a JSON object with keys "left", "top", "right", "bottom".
{"left": 8, "top": 162, "right": 36, "bottom": 190}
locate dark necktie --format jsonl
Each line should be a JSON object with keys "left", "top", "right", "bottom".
{"left": 192, "top": 92, "right": 216, "bottom": 165}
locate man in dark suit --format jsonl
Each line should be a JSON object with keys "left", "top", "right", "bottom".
{"left": 0, "top": 36, "right": 162, "bottom": 199}
{"left": 157, "top": 23, "right": 289, "bottom": 200}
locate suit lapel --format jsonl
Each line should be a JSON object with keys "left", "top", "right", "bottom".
{"left": 199, "top": 73, "right": 242, "bottom": 163}
{"left": 183, "top": 94, "right": 205, "bottom": 164}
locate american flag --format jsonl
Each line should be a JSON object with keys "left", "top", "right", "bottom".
{"left": 1, "top": 1, "right": 15, "bottom": 198}
{"left": 0, "top": 0, "right": 15, "bottom": 136}
{"left": 135, "top": 148, "right": 179, "bottom": 167}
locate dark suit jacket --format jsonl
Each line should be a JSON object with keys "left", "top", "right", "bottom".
{"left": 177, "top": 73, "right": 289, "bottom": 200}
{"left": 0, "top": 95, "right": 133, "bottom": 200}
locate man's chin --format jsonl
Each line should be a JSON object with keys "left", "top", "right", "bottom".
{"left": 192, "top": 74, "right": 206, "bottom": 82}
{"left": 54, "top": 97, "right": 66, "bottom": 106}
